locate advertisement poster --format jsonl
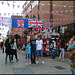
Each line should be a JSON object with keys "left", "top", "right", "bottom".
{"left": 21, "top": 38, "right": 26, "bottom": 45}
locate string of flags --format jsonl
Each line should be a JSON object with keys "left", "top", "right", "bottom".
{"left": 24, "top": 9, "right": 74, "bottom": 18}
{"left": 37, "top": 3, "right": 75, "bottom": 8}
{"left": 0, "top": 1, "right": 75, "bottom": 10}
{"left": 0, "top": 13, "right": 23, "bottom": 16}
{"left": 1, "top": 1, "right": 23, "bottom": 9}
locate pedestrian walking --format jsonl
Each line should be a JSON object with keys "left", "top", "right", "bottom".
{"left": 36, "top": 36, "right": 44, "bottom": 64}
{"left": 1, "top": 42, "right": 3, "bottom": 50}
{"left": 52, "top": 39, "right": 57, "bottom": 60}
{"left": 1, "top": 42, "right": 4, "bottom": 53}
{"left": 67, "top": 34, "right": 75, "bottom": 74}
{"left": 11, "top": 39, "right": 19, "bottom": 62}
{"left": 25, "top": 41, "right": 31, "bottom": 65}
{"left": 59, "top": 39, "right": 66, "bottom": 61}
{"left": 30, "top": 35, "right": 36, "bottom": 64}
{"left": 5, "top": 39, "right": 11, "bottom": 64}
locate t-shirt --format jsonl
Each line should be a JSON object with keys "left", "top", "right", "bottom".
{"left": 36, "top": 40, "right": 43, "bottom": 50}
{"left": 30, "top": 39, "right": 36, "bottom": 49}
{"left": 26, "top": 45, "right": 31, "bottom": 54}
{"left": 59, "top": 42, "right": 65, "bottom": 48}
{"left": 52, "top": 40, "right": 56, "bottom": 49}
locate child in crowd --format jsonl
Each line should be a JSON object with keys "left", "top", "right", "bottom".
{"left": 25, "top": 42, "right": 31, "bottom": 65}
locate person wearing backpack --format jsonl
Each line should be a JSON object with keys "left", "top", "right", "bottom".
{"left": 67, "top": 34, "right": 75, "bottom": 74}
{"left": 5, "top": 39, "right": 11, "bottom": 64}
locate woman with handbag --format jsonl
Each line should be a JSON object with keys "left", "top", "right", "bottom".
{"left": 11, "top": 39, "right": 19, "bottom": 62}
{"left": 67, "top": 35, "right": 75, "bottom": 74}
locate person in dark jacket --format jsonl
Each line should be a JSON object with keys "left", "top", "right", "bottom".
{"left": 5, "top": 39, "right": 11, "bottom": 64}
{"left": 30, "top": 35, "right": 36, "bottom": 64}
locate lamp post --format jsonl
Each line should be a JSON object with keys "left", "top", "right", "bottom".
{"left": 49, "top": 0, "right": 53, "bottom": 33}
{"left": 50, "top": 0, "right": 53, "bottom": 27}
{"left": 38, "top": 1, "right": 40, "bottom": 19}
{"left": 73, "top": 1, "right": 75, "bottom": 31}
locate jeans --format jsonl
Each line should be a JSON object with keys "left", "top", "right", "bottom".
{"left": 59, "top": 48, "right": 64, "bottom": 60}
{"left": 52, "top": 49, "right": 56, "bottom": 59}
{"left": 5, "top": 54, "right": 11, "bottom": 63}
{"left": 11, "top": 50, "right": 18, "bottom": 60}
{"left": 26, "top": 54, "right": 31, "bottom": 59}
{"left": 71, "top": 69, "right": 75, "bottom": 74}
{"left": 31, "top": 49, "right": 36, "bottom": 63}
{"left": 37, "top": 50, "right": 43, "bottom": 57}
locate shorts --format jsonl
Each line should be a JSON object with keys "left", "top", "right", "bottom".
{"left": 37, "top": 50, "right": 43, "bottom": 57}
{"left": 26, "top": 54, "right": 31, "bottom": 59}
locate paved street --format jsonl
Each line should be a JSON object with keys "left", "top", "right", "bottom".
{"left": 0, "top": 48, "right": 71, "bottom": 74}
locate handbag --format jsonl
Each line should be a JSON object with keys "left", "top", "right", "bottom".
{"left": 10, "top": 49, "right": 15, "bottom": 55}
{"left": 10, "top": 44, "right": 16, "bottom": 55}
{"left": 66, "top": 50, "right": 75, "bottom": 60}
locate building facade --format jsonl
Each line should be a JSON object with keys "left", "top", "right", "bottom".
{"left": 22, "top": 1, "right": 75, "bottom": 39}
{"left": 23, "top": 1, "right": 74, "bottom": 27}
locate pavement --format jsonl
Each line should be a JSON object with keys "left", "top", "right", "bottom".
{"left": 0, "top": 48, "right": 72, "bottom": 74}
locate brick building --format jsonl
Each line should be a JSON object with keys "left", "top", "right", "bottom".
{"left": 23, "top": 1, "right": 74, "bottom": 27}
{"left": 22, "top": 1, "right": 75, "bottom": 39}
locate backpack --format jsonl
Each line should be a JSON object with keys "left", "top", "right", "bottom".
{"left": 66, "top": 50, "right": 75, "bottom": 60}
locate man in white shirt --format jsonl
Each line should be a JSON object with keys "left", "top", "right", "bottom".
{"left": 36, "top": 36, "right": 44, "bottom": 64}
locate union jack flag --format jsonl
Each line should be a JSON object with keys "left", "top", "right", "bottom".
{"left": 0, "top": 17, "right": 11, "bottom": 27}
{"left": 29, "top": 19, "right": 43, "bottom": 28}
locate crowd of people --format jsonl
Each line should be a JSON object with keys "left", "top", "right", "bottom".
{"left": 5, "top": 38, "right": 19, "bottom": 63}
{"left": 0, "top": 33, "right": 75, "bottom": 74}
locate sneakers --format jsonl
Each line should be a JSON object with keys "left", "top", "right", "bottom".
{"left": 36, "top": 61, "right": 39, "bottom": 64}
{"left": 41, "top": 61, "right": 44, "bottom": 64}
{"left": 16, "top": 59, "right": 19, "bottom": 62}
{"left": 26, "top": 62, "right": 31, "bottom": 65}
{"left": 26, "top": 63, "right": 28, "bottom": 65}
{"left": 29, "top": 62, "right": 31, "bottom": 65}
{"left": 36, "top": 61, "right": 44, "bottom": 64}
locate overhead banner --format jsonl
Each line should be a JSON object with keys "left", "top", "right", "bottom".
{"left": 28, "top": 19, "right": 43, "bottom": 28}
{"left": 0, "top": 17, "right": 11, "bottom": 27}
{"left": 12, "top": 18, "right": 28, "bottom": 28}
{"left": 21, "top": 38, "right": 26, "bottom": 45}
